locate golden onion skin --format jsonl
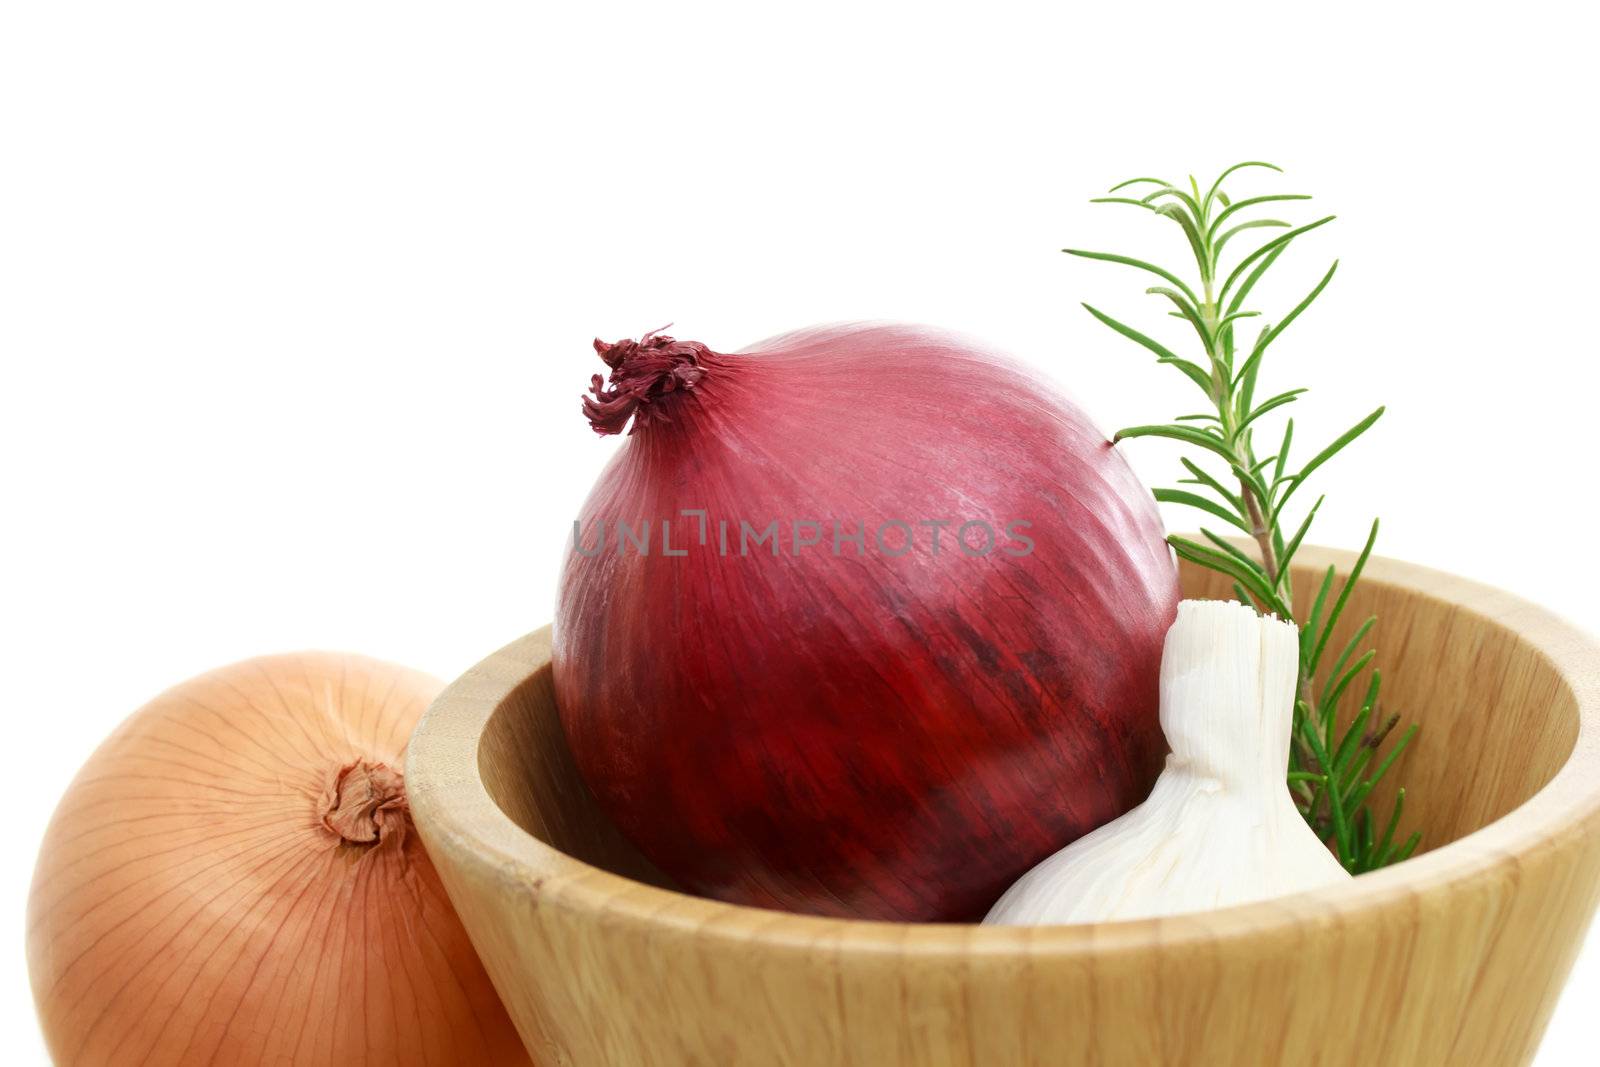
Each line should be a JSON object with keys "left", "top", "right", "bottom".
{"left": 26, "top": 652, "right": 529, "bottom": 1066}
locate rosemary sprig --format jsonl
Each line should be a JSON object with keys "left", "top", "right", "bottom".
{"left": 1071, "top": 162, "right": 1419, "bottom": 873}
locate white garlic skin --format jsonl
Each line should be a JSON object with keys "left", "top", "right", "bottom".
{"left": 984, "top": 599, "right": 1349, "bottom": 926}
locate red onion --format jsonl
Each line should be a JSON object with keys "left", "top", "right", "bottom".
{"left": 553, "top": 323, "right": 1178, "bottom": 922}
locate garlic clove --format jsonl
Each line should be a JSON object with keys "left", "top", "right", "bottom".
{"left": 984, "top": 599, "right": 1349, "bottom": 926}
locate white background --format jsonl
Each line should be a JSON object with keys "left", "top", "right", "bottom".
{"left": 3, "top": 2, "right": 1597, "bottom": 1062}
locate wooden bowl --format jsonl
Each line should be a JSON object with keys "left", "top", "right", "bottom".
{"left": 407, "top": 546, "right": 1600, "bottom": 1066}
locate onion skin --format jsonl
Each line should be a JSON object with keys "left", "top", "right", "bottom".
{"left": 26, "top": 653, "right": 528, "bottom": 1066}
{"left": 554, "top": 323, "right": 1180, "bottom": 922}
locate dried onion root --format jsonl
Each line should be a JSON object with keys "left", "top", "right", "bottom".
{"left": 26, "top": 652, "right": 528, "bottom": 1066}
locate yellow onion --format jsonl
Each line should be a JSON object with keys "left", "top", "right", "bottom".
{"left": 26, "top": 653, "right": 528, "bottom": 1066}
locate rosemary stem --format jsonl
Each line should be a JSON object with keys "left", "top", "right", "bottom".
{"left": 1203, "top": 294, "right": 1322, "bottom": 742}
{"left": 1240, "top": 478, "right": 1280, "bottom": 586}
{"left": 1078, "top": 162, "right": 1415, "bottom": 871}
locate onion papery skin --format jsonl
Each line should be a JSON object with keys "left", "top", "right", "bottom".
{"left": 26, "top": 653, "right": 528, "bottom": 1066}
{"left": 554, "top": 323, "right": 1180, "bottom": 922}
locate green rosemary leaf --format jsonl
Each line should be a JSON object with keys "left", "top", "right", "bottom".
{"left": 1157, "top": 359, "right": 1216, "bottom": 395}
{"left": 1216, "top": 308, "right": 1267, "bottom": 326}
{"left": 1213, "top": 218, "right": 1291, "bottom": 264}
{"left": 1287, "top": 771, "right": 1326, "bottom": 783}
{"left": 1153, "top": 488, "right": 1249, "bottom": 531}
{"left": 1215, "top": 309, "right": 1263, "bottom": 334}
{"left": 1200, "top": 527, "right": 1271, "bottom": 577}
{"left": 1331, "top": 700, "right": 1373, "bottom": 770}
{"left": 1221, "top": 318, "right": 1242, "bottom": 363}
{"left": 1218, "top": 215, "right": 1336, "bottom": 307}
{"left": 1063, "top": 248, "right": 1203, "bottom": 306}
{"left": 1288, "top": 740, "right": 1308, "bottom": 775}
{"left": 1272, "top": 419, "right": 1295, "bottom": 490}
{"left": 1223, "top": 240, "right": 1290, "bottom": 317}
{"left": 1237, "top": 353, "right": 1265, "bottom": 420}
{"left": 1179, "top": 457, "right": 1245, "bottom": 511}
{"left": 1152, "top": 202, "right": 1209, "bottom": 271}
{"left": 1142, "top": 186, "right": 1204, "bottom": 220}
{"left": 1394, "top": 832, "right": 1422, "bottom": 862}
{"left": 1318, "top": 703, "right": 1344, "bottom": 780}
{"left": 1256, "top": 260, "right": 1339, "bottom": 354}
{"left": 1115, "top": 423, "right": 1238, "bottom": 463}
{"left": 1230, "top": 327, "right": 1270, "bottom": 397}
{"left": 1307, "top": 519, "right": 1380, "bottom": 675}
{"left": 1274, "top": 407, "right": 1385, "bottom": 521}
{"left": 1326, "top": 615, "right": 1377, "bottom": 689}
{"left": 1346, "top": 779, "right": 1375, "bottom": 817}
{"left": 1324, "top": 693, "right": 1343, "bottom": 757}
{"left": 1249, "top": 453, "right": 1278, "bottom": 477}
{"left": 1302, "top": 784, "right": 1325, "bottom": 824}
{"left": 1145, "top": 286, "right": 1212, "bottom": 347}
{"left": 1169, "top": 536, "right": 1290, "bottom": 618}
{"left": 1232, "top": 581, "right": 1257, "bottom": 609}
{"left": 1339, "top": 742, "right": 1378, "bottom": 794}
{"left": 1237, "top": 388, "right": 1308, "bottom": 432}
{"left": 1089, "top": 196, "right": 1162, "bottom": 211}
{"left": 1301, "top": 713, "right": 1353, "bottom": 860}
{"left": 1203, "top": 160, "right": 1283, "bottom": 212}
{"left": 1297, "top": 698, "right": 1333, "bottom": 777}
{"left": 1229, "top": 463, "right": 1273, "bottom": 515}
{"left": 1304, "top": 564, "right": 1338, "bottom": 659}
{"left": 1324, "top": 650, "right": 1378, "bottom": 729}
{"left": 1276, "top": 494, "right": 1323, "bottom": 574}
{"left": 1107, "top": 176, "right": 1173, "bottom": 192}
{"left": 1080, "top": 302, "right": 1187, "bottom": 364}
{"left": 1363, "top": 722, "right": 1418, "bottom": 793}
{"left": 1209, "top": 193, "right": 1313, "bottom": 234}
{"left": 1372, "top": 789, "right": 1406, "bottom": 865}
{"left": 1357, "top": 669, "right": 1383, "bottom": 729}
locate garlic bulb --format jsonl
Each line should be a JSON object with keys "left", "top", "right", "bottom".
{"left": 984, "top": 599, "right": 1349, "bottom": 925}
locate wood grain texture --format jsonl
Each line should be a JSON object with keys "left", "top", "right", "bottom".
{"left": 406, "top": 547, "right": 1600, "bottom": 1066}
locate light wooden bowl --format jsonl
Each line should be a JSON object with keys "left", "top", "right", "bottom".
{"left": 407, "top": 546, "right": 1600, "bottom": 1066}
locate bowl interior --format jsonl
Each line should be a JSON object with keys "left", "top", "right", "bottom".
{"left": 478, "top": 551, "right": 1581, "bottom": 900}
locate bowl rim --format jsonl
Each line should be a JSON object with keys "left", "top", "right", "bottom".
{"left": 406, "top": 545, "right": 1600, "bottom": 957}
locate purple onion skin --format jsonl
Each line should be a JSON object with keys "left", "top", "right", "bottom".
{"left": 553, "top": 323, "right": 1178, "bottom": 922}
